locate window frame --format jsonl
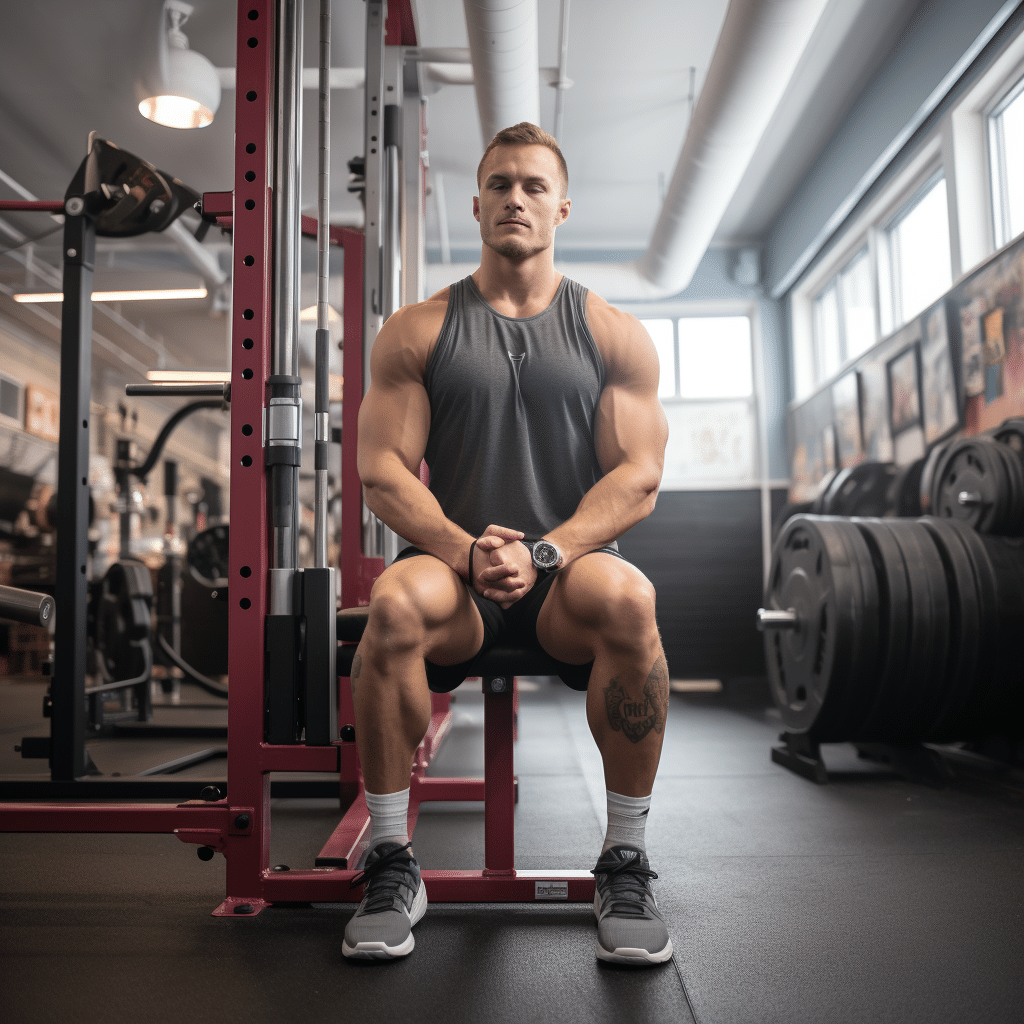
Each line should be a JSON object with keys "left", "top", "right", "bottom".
{"left": 987, "top": 70, "right": 1024, "bottom": 249}
{"left": 880, "top": 167, "right": 951, "bottom": 331}
{"left": 790, "top": 138, "right": 944, "bottom": 400}
{"left": 810, "top": 245, "right": 873, "bottom": 382}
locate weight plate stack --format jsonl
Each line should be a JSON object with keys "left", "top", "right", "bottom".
{"left": 850, "top": 518, "right": 916, "bottom": 739}
{"left": 931, "top": 436, "right": 1020, "bottom": 534}
{"left": 762, "top": 515, "right": 881, "bottom": 741}
{"left": 771, "top": 500, "right": 815, "bottom": 543}
{"left": 918, "top": 517, "right": 989, "bottom": 740}
{"left": 869, "top": 520, "right": 951, "bottom": 739}
{"left": 96, "top": 559, "right": 154, "bottom": 682}
{"left": 961, "top": 529, "right": 1024, "bottom": 736}
{"left": 919, "top": 438, "right": 954, "bottom": 515}
{"left": 886, "top": 457, "right": 925, "bottom": 517}
{"left": 992, "top": 417, "right": 1024, "bottom": 460}
{"left": 187, "top": 523, "right": 230, "bottom": 586}
{"left": 818, "top": 463, "right": 900, "bottom": 517}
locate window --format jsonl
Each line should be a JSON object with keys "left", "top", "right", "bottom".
{"left": 881, "top": 173, "right": 952, "bottom": 331}
{"left": 642, "top": 316, "right": 753, "bottom": 400}
{"left": 810, "top": 248, "right": 874, "bottom": 383}
{"left": 989, "top": 74, "right": 1024, "bottom": 247}
{"left": 678, "top": 317, "right": 753, "bottom": 398}
{"left": 639, "top": 315, "right": 757, "bottom": 488}
{"left": 0, "top": 373, "right": 20, "bottom": 423}
{"left": 641, "top": 318, "right": 677, "bottom": 398}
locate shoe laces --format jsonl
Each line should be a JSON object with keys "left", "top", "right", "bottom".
{"left": 349, "top": 842, "right": 418, "bottom": 915}
{"left": 592, "top": 854, "right": 658, "bottom": 918}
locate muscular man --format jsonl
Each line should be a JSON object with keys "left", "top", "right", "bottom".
{"left": 343, "top": 123, "right": 670, "bottom": 965}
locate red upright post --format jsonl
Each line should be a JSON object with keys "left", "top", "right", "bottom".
{"left": 217, "top": 0, "right": 276, "bottom": 915}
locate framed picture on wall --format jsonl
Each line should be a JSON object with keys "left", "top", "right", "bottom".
{"left": 887, "top": 343, "right": 922, "bottom": 435}
{"left": 831, "top": 370, "right": 863, "bottom": 467}
{"left": 920, "top": 300, "right": 960, "bottom": 443}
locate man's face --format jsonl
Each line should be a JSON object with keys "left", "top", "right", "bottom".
{"left": 473, "top": 145, "right": 570, "bottom": 261}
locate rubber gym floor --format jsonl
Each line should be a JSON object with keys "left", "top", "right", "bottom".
{"left": 2, "top": 674, "right": 1024, "bottom": 1024}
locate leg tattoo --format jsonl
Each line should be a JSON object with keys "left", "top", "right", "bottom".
{"left": 603, "top": 657, "right": 669, "bottom": 744}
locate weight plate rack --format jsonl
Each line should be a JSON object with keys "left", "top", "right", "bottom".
{"left": 761, "top": 514, "right": 1024, "bottom": 778}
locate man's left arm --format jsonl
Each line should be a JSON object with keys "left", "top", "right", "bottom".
{"left": 544, "top": 300, "right": 668, "bottom": 565}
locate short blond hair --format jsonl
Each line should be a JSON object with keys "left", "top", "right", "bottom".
{"left": 477, "top": 123, "right": 568, "bottom": 198}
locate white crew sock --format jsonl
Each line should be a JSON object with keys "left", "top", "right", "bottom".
{"left": 365, "top": 788, "right": 411, "bottom": 850}
{"left": 602, "top": 790, "right": 652, "bottom": 854}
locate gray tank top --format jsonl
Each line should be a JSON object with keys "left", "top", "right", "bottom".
{"left": 423, "top": 275, "right": 606, "bottom": 539}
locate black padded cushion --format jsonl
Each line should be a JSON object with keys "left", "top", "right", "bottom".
{"left": 336, "top": 608, "right": 563, "bottom": 678}
{"left": 337, "top": 606, "right": 369, "bottom": 642}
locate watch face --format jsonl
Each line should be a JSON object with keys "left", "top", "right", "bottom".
{"left": 532, "top": 540, "right": 560, "bottom": 570}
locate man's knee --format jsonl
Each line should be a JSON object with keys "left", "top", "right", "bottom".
{"left": 362, "top": 560, "right": 482, "bottom": 667}
{"left": 549, "top": 556, "right": 659, "bottom": 653}
{"left": 364, "top": 566, "right": 446, "bottom": 656}
{"left": 599, "top": 570, "right": 659, "bottom": 649}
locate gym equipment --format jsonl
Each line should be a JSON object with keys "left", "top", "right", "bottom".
{"left": 814, "top": 461, "right": 900, "bottom": 516}
{"left": 0, "top": 0, "right": 587, "bottom": 913}
{"left": 991, "top": 416, "right": 1024, "bottom": 456}
{"left": 930, "top": 434, "right": 1024, "bottom": 535}
{"left": 759, "top": 514, "right": 1024, "bottom": 781}
{"left": 886, "top": 457, "right": 925, "bottom": 517}
{"left": 0, "top": 584, "right": 55, "bottom": 630}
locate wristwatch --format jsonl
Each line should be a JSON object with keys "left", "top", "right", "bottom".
{"left": 527, "top": 538, "right": 563, "bottom": 573}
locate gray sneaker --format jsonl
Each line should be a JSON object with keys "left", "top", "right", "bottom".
{"left": 592, "top": 845, "right": 673, "bottom": 965}
{"left": 343, "top": 841, "right": 427, "bottom": 959}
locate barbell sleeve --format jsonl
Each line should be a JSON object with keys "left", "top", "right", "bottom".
{"left": 756, "top": 608, "right": 799, "bottom": 631}
{"left": 0, "top": 584, "right": 55, "bottom": 632}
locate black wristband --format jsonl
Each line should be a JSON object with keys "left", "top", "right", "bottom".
{"left": 467, "top": 538, "right": 480, "bottom": 584}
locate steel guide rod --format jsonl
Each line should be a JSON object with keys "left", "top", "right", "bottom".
{"left": 267, "top": 0, "right": 304, "bottom": 612}
{"left": 314, "top": 0, "right": 332, "bottom": 570}
{"left": 362, "top": 0, "right": 386, "bottom": 559}
{"left": 300, "top": 0, "right": 339, "bottom": 747}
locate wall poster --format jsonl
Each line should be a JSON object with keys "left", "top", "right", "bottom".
{"left": 948, "top": 239, "right": 1024, "bottom": 433}
{"left": 831, "top": 370, "right": 863, "bottom": 468}
{"left": 920, "top": 301, "right": 960, "bottom": 444}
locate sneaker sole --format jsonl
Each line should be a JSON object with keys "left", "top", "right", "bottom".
{"left": 596, "top": 938, "right": 674, "bottom": 965}
{"left": 342, "top": 879, "right": 428, "bottom": 961}
{"left": 593, "top": 892, "right": 672, "bottom": 966}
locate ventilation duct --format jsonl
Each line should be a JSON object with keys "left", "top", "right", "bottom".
{"left": 433, "top": 0, "right": 830, "bottom": 300}
{"left": 463, "top": 0, "right": 541, "bottom": 146}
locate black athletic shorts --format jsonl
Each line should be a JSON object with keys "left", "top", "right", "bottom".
{"left": 393, "top": 544, "right": 627, "bottom": 693}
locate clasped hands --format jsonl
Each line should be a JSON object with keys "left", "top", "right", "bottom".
{"left": 470, "top": 524, "right": 537, "bottom": 609}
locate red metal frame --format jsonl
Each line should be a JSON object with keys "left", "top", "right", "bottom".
{"left": 0, "top": 200, "right": 65, "bottom": 211}
{"left": 0, "top": 0, "right": 595, "bottom": 913}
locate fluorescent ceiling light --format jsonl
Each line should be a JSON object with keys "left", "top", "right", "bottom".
{"left": 147, "top": 369, "right": 230, "bottom": 382}
{"left": 137, "top": 1, "right": 221, "bottom": 130}
{"left": 14, "top": 288, "right": 208, "bottom": 303}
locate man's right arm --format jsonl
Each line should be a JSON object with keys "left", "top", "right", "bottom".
{"left": 356, "top": 299, "right": 524, "bottom": 591}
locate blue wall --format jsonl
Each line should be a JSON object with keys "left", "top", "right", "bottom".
{"left": 764, "top": 0, "right": 1020, "bottom": 299}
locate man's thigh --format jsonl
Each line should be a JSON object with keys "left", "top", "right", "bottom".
{"left": 535, "top": 551, "right": 657, "bottom": 664}
{"left": 368, "top": 552, "right": 485, "bottom": 667}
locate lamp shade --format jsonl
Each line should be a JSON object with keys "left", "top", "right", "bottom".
{"left": 137, "top": 1, "right": 221, "bottom": 129}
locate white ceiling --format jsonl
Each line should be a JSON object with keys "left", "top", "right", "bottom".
{"left": 0, "top": 0, "right": 920, "bottom": 380}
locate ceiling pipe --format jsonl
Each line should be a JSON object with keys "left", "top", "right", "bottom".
{"left": 635, "top": 0, "right": 829, "bottom": 296}
{"left": 463, "top": 0, "right": 541, "bottom": 147}
{"left": 432, "top": 0, "right": 829, "bottom": 300}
